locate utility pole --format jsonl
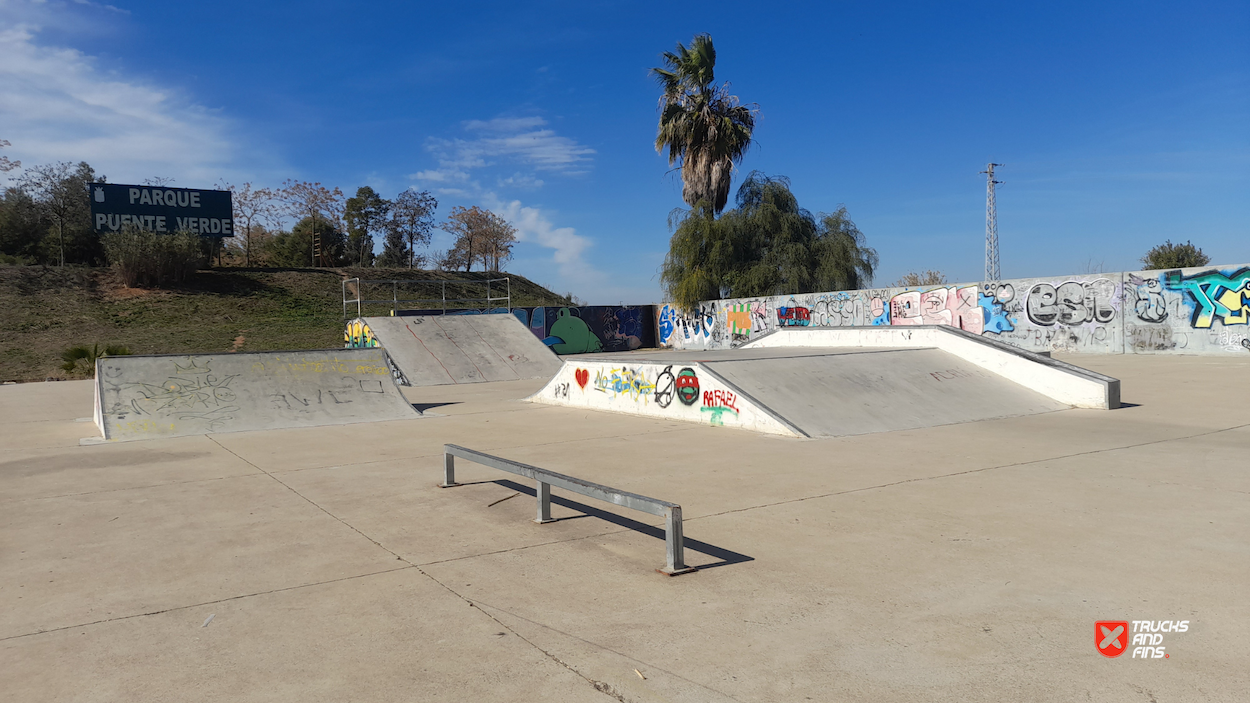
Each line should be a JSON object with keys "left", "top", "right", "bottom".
{"left": 981, "top": 163, "right": 1003, "bottom": 281}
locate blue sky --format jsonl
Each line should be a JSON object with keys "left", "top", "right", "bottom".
{"left": 1, "top": 0, "right": 1246, "bottom": 303}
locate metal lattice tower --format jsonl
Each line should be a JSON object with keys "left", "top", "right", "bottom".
{"left": 980, "top": 163, "right": 1003, "bottom": 281}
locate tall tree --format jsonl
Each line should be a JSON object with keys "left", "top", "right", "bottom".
{"left": 479, "top": 211, "right": 518, "bottom": 271}
{"left": 442, "top": 205, "right": 496, "bottom": 272}
{"left": 384, "top": 188, "right": 437, "bottom": 269}
{"left": 651, "top": 34, "right": 757, "bottom": 214}
{"left": 17, "top": 161, "right": 100, "bottom": 266}
{"left": 221, "top": 182, "right": 278, "bottom": 266}
{"left": 343, "top": 186, "right": 391, "bottom": 268}
{"left": 661, "top": 172, "right": 877, "bottom": 309}
{"left": 280, "top": 180, "right": 343, "bottom": 267}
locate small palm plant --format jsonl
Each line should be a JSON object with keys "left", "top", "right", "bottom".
{"left": 61, "top": 344, "right": 132, "bottom": 377}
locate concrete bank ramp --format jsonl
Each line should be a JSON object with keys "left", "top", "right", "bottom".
{"left": 530, "top": 347, "right": 1069, "bottom": 438}
{"left": 94, "top": 348, "right": 420, "bottom": 441}
{"left": 530, "top": 323, "right": 1123, "bottom": 437}
{"left": 348, "top": 313, "right": 562, "bottom": 386}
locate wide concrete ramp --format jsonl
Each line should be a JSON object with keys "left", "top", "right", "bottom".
{"left": 348, "top": 314, "right": 562, "bottom": 386}
{"left": 94, "top": 348, "right": 419, "bottom": 441}
{"left": 704, "top": 348, "right": 1068, "bottom": 437}
{"left": 530, "top": 346, "right": 1074, "bottom": 438}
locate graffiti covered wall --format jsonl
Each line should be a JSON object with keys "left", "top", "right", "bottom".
{"left": 656, "top": 263, "right": 1250, "bottom": 356}
{"left": 390, "top": 305, "right": 656, "bottom": 355}
{"left": 512, "top": 306, "right": 656, "bottom": 354}
{"left": 1123, "top": 265, "right": 1250, "bottom": 354}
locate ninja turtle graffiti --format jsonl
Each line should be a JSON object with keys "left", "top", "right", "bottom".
{"left": 674, "top": 367, "right": 700, "bottom": 406}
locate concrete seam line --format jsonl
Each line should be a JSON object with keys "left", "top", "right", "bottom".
{"left": 205, "top": 437, "right": 628, "bottom": 702}
{"left": 0, "top": 565, "right": 416, "bottom": 642}
{"left": 469, "top": 600, "right": 745, "bottom": 702}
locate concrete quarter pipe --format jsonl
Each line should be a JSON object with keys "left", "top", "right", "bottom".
{"left": 347, "top": 313, "right": 563, "bottom": 386}
{"left": 94, "top": 348, "right": 420, "bottom": 441}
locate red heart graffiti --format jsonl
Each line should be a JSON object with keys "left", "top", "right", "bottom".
{"left": 574, "top": 368, "right": 589, "bottom": 389}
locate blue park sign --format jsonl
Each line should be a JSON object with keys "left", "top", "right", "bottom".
{"left": 89, "top": 183, "right": 234, "bottom": 238}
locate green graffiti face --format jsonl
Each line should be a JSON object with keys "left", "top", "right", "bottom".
{"left": 549, "top": 308, "right": 603, "bottom": 354}
{"left": 675, "top": 367, "right": 699, "bottom": 406}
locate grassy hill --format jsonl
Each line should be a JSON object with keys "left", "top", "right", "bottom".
{"left": 0, "top": 265, "right": 575, "bottom": 382}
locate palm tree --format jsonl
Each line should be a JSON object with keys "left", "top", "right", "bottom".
{"left": 652, "top": 34, "right": 757, "bottom": 214}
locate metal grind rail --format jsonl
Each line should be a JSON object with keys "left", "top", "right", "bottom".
{"left": 441, "top": 444, "right": 695, "bottom": 576}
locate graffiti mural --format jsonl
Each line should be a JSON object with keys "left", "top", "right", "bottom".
{"left": 1025, "top": 280, "right": 1117, "bottom": 327}
{"left": 344, "top": 319, "right": 379, "bottom": 348}
{"left": 593, "top": 367, "right": 656, "bottom": 401}
{"left": 1123, "top": 266, "right": 1250, "bottom": 355}
{"left": 1165, "top": 267, "right": 1250, "bottom": 329}
{"left": 658, "top": 303, "right": 717, "bottom": 348}
{"left": 978, "top": 283, "right": 1018, "bottom": 335}
{"left": 513, "top": 305, "right": 655, "bottom": 354}
{"left": 776, "top": 298, "right": 811, "bottom": 327}
{"left": 888, "top": 286, "right": 984, "bottom": 333}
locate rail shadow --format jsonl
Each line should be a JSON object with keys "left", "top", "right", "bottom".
{"left": 492, "top": 478, "right": 754, "bottom": 571}
{"left": 412, "top": 401, "right": 460, "bottom": 413}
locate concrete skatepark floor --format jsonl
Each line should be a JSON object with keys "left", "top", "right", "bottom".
{"left": 2, "top": 354, "right": 1248, "bottom": 702}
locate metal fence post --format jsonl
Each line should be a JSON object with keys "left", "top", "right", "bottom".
{"left": 535, "top": 480, "right": 554, "bottom": 523}
{"left": 440, "top": 452, "right": 458, "bottom": 487}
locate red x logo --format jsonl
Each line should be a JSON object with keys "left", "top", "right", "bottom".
{"left": 1096, "top": 621, "right": 1129, "bottom": 658}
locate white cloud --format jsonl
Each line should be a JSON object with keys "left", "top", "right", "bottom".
{"left": 0, "top": 19, "right": 252, "bottom": 186}
{"left": 71, "top": 0, "right": 129, "bottom": 14}
{"left": 412, "top": 115, "right": 594, "bottom": 185}
{"left": 497, "top": 172, "right": 543, "bottom": 190}
{"left": 486, "top": 195, "right": 592, "bottom": 269}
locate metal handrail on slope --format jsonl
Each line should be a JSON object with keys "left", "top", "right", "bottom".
{"left": 440, "top": 444, "right": 695, "bottom": 576}
{"left": 342, "top": 277, "right": 511, "bottom": 318}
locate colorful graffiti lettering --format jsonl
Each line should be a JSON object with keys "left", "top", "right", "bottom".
{"left": 776, "top": 302, "right": 811, "bottom": 327}
{"left": 674, "top": 367, "right": 700, "bottom": 406}
{"left": 593, "top": 367, "right": 656, "bottom": 401}
{"left": 659, "top": 304, "right": 716, "bottom": 346}
{"left": 978, "top": 283, "right": 1017, "bottom": 334}
{"left": 344, "top": 319, "right": 379, "bottom": 348}
{"left": 1165, "top": 267, "right": 1250, "bottom": 328}
{"left": 889, "top": 286, "right": 983, "bottom": 333}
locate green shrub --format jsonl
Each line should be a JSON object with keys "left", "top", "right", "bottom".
{"left": 1141, "top": 240, "right": 1211, "bottom": 270}
{"left": 102, "top": 226, "right": 205, "bottom": 287}
{"left": 61, "top": 343, "right": 132, "bottom": 377}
